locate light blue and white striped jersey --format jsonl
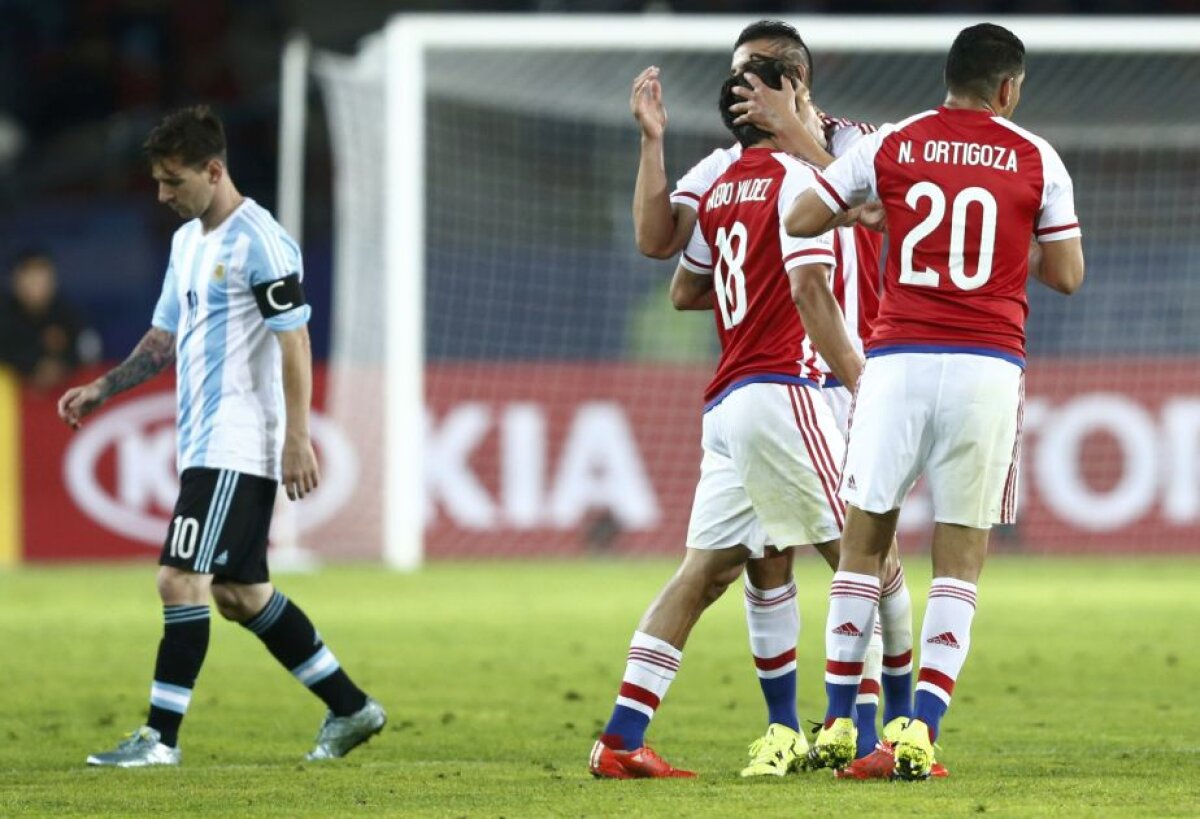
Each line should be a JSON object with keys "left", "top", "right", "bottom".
{"left": 151, "top": 198, "right": 312, "bottom": 480}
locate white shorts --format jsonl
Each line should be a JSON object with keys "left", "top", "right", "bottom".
{"left": 821, "top": 384, "right": 854, "bottom": 437}
{"left": 686, "top": 380, "right": 845, "bottom": 557}
{"left": 840, "top": 353, "right": 1024, "bottom": 529}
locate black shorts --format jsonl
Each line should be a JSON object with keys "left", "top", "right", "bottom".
{"left": 159, "top": 467, "right": 278, "bottom": 583}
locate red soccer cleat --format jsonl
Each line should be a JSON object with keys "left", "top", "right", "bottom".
{"left": 835, "top": 743, "right": 950, "bottom": 780}
{"left": 835, "top": 744, "right": 895, "bottom": 780}
{"left": 588, "top": 740, "right": 697, "bottom": 779}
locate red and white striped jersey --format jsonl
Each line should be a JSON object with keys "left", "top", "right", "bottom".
{"left": 820, "top": 225, "right": 883, "bottom": 386}
{"left": 812, "top": 106, "right": 1081, "bottom": 365}
{"left": 679, "top": 147, "right": 836, "bottom": 406}
{"left": 671, "top": 115, "right": 882, "bottom": 381}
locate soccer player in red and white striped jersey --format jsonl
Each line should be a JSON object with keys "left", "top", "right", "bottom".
{"left": 787, "top": 23, "right": 1085, "bottom": 779}
{"left": 630, "top": 21, "right": 918, "bottom": 778}
{"left": 590, "top": 58, "right": 864, "bottom": 781}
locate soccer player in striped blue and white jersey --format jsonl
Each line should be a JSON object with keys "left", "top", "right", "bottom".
{"left": 57, "top": 106, "right": 385, "bottom": 767}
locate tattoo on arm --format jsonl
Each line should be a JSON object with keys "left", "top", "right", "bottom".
{"left": 99, "top": 328, "right": 176, "bottom": 399}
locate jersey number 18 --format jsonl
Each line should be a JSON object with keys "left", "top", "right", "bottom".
{"left": 714, "top": 222, "right": 748, "bottom": 330}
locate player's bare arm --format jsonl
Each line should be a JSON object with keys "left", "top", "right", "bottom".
{"left": 277, "top": 325, "right": 320, "bottom": 501}
{"left": 784, "top": 188, "right": 842, "bottom": 238}
{"left": 1032, "top": 236, "right": 1085, "bottom": 295}
{"left": 631, "top": 67, "right": 696, "bottom": 259}
{"left": 788, "top": 263, "right": 863, "bottom": 388}
{"left": 730, "top": 73, "right": 835, "bottom": 168}
{"left": 669, "top": 262, "right": 715, "bottom": 311}
{"left": 56, "top": 326, "right": 175, "bottom": 429}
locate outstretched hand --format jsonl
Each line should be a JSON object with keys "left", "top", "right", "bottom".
{"left": 630, "top": 66, "right": 667, "bottom": 141}
{"left": 57, "top": 380, "right": 105, "bottom": 430}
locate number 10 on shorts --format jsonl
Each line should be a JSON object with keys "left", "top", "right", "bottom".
{"left": 168, "top": 516, "right": 200, "bottom": 560}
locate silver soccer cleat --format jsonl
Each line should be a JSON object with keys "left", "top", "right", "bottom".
{"left": 86, "top": 726, "right": 181, "bottom": 768}
{"left": 305, "top": 697, "right": 387, "bottom": 761}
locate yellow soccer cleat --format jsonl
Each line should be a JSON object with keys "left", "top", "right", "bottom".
{"left": 882, "top": 716, "right": 908, "bottom": 745}
{"left": 885, "top": 717, "right": 949, "bottom": 778}
{"left": 893, "top": 718, "right": 936, "bottom": 780}
{"left": 806, "top": 717, "right": 857, "bottom": 771}
{"left": 740, "top": 723, "right": 808, "bottom": 777}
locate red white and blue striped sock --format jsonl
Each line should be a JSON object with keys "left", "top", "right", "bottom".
{"left": 600, "top": 631, "right": 682, "bottom": 751}
{"left": 913, "top": 578, "right": 978, "bottom": 741}
{"left": 855, "top": 621, "right": 883, "bottom": 757}
{"left": 824, "top": 571, "right": 881, "bottom": 724}
{"left": 879, "top": 565, "right": 915, "bottom": 724}
{"left": 744, "top": 579, "right": 800, "bottom": 731}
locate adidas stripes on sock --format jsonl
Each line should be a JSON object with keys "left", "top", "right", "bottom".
{"left": 242, "top": 590, "right": 367, "bottom": 717}
{"left": 855, "top": 621, "right": 883, "bottom": 756}
{"left": 824, "top": 571, "right": 880, "bottom": 724}
{"left": 913, "top": 578, "right": 978, "bottom": 741}
{"left": 879, "top": 565, "right": 915, "bottom": 724}
{"left": 600, "top": 631, "right": 682, "bottom": 751}
{"left": 744, "top": 579, "right": 800, "bottom": 732}
{"left": 147, "top": 604, "right": 211, "bottom": 747}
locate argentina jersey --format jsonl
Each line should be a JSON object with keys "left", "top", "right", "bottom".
{"left": 151, "top": 199, "right": 312, "bottom": 480}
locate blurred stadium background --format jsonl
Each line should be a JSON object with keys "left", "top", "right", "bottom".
{"left": 0, "top": 0, "right": 1197, "bottom": 571}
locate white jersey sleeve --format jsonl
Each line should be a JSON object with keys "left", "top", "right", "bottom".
{"left": 812, "top": 128, "right": 888, "bottom": 214}
{"left": 775, "top": 154, "right": 837, "bottom": 271}
{"left": 679, "top": 220, "right": 713, "bottom": 274}
{"left": 242, "top": 212, "right": 312, "bottom": 332}
{"left": 671, "top": 144, "right": 741, "bottom": 211}
{"left": 151, "top": 239, "right": 181, "bottom": 333}
{"left": 1033, "top": 142, "right": 1082, "bottom": 243}
{"left": 825, "top": 117, "right": 878, "bottom": 160}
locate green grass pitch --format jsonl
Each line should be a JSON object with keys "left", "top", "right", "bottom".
{"left": 2, "top": 557, "right": 1199, "bottom": 817}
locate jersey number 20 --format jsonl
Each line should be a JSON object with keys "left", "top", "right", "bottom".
{"left": 899, "top": 182, "right": 997, "bottom": 291}
{"left": 714, "top": 222, "right": 748, "bottom": 329}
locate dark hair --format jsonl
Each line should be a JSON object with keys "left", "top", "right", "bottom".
{"left": 720, "top": 57, "right": 793, "bottom": 149}
{"left": 10, "top": 247, "right": 53, "bottom": 273}
{"left": 734, "top": 20, "right": 813, "bottom": 89}
{"left": 944, "top": 23, "right": 1025, "bottom": 102}
{"left": 143, "top": 105, "right": 227, "bottom": 168}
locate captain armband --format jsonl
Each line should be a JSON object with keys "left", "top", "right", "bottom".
{"left": 252, "top": 273, "right": 306, "bottom": 319}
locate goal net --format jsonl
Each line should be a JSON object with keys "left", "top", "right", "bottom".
{"left": 306, "top": 15, "right": 1200, "bottom": 567}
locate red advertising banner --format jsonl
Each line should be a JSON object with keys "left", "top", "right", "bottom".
{"left": 19, "top": 366, "right": 347, "bottom": 562}
{"left": 423, "top": 360, "right": 1200, "bottom": 556}
{"left": 15, "top": 360, "right": 1200, "bottom": 563}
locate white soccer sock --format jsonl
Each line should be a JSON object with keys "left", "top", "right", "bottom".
{"left": 614, "top": 631, "right": 681, "bottom": 719}
{"left": 858, "top": 620, "right": 883, "bottom": 709}
{"left": 824, "top": 571, "right": 880, "bottom": 719}
{"left": 879, "top": 565, "right": 915, "bottom": 722}
{"left": 879, "top": 565, "right": 914, "bottom": 667}
{"left": 744, "top": 579, "right": 799, "bottom": 675}
{"left": 915, "top": 578, "right": 978, "bottom": 717}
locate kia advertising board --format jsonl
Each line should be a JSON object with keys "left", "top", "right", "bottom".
{"left": 11, "top": 360, "right": 1199, "bottom": 562}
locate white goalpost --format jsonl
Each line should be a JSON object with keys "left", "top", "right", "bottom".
{"left": 291, "top": 14, "right": 1200, "bottom": 569}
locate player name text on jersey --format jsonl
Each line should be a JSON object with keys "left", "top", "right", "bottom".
{"left": 897, "top": 139, "right": 1018, "bottom": 172}
{"left": 705, "top": 177, "right": 774, "bottom": 210}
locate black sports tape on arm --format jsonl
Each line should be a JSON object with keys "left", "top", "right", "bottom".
{"left": 252, "top": 273, "right": 306, "bottom": 319}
